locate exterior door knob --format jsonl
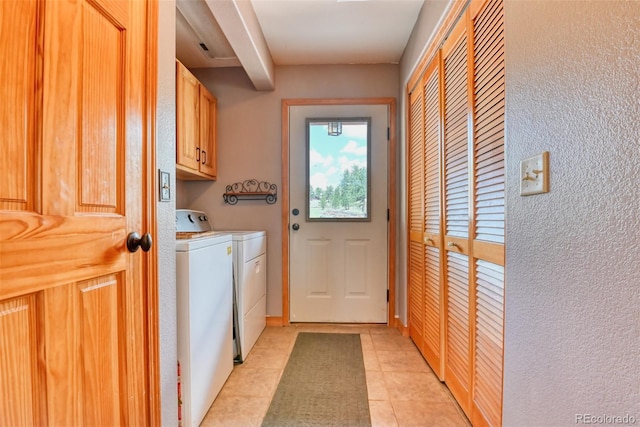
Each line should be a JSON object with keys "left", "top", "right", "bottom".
{"left": 291, "top": 223, "right": 300, "bottom": 231}
{"left": 127, "top": 232, "right": 153, "bottom": 253}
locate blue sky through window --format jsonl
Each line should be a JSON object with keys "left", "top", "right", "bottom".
{"left": 308, "top": 121, "right": 368, "bottom": 190}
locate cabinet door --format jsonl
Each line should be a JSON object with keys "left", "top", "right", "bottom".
{"left": 0, "top": 0, "right": 155, "bottom": 424}
{"left": 176, "top": 60, "right": 200, "bottom": 171}
{"left": 199, "top": 85, "right": 218, "bottom": 178}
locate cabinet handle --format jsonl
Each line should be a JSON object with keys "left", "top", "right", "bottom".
{"left": 196, "top": 147, "right": 200, "bottom": 162}
{"left": 202, "top": 150, "right": 206, "bottom": 165}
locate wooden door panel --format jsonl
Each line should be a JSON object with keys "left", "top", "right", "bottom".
{"left": 408, "top": 241, "right": 424, "bottom": 349}
{"left": 473, "top": 260, "right": 504, "bottom": 427}
{"left": 0, "top": 0, "right": 41, "bottom": 212}
{"left": 422, "top": 57, "right": 443, "bottom": 377}
{"left": 423, "top": 246, "right": 441, "bottom": 370}
{"left": 443, "top": 28, "right": 470, "bottom": 241}
{"left": 407, "top": 86, "right": 425, "bottom": 349}
{"left": 445, "top": 251, "right": 470, "bottom": 404}
{"left": 79, "top": 2, "right": 126, "bottom": 212}
{"left": 0, "top": 296, "right": 41, "bottom": 426}
{"left": 423, "top": 64, "right": 441, "bottom": 238}
{"left": 43, "top": 275, "right": 123, "bottom": 425}
{"left": 77, "top": 274, "right": 122, "bottom": 424}
{"left": 473, "top": 7, "right": 505, "bottom": 246}
{"left": 1, "top": 215, "right": 127, "bottom": 299}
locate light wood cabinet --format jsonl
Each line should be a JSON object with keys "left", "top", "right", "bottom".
{"left": 176, "top": 60, "right": 217, "bottom": 180}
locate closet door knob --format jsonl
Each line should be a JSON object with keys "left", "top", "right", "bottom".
{"left": 127, "top": 232, "right": 153, "bottom": 252}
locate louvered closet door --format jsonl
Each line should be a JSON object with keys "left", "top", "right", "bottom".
{"left": 470, "top": 0, "right": 505, "bottom": 425}
{"left": 421, "top": 55, "right": 444, "bottom": 378}
{"left": 407, "top": 86, "right": 425, "bottom": 351}
{"left": 441, "top": 16, "right": 472, "bottom": 414}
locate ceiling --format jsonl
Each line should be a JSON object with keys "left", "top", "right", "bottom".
{"left": 176, "top": 0, "right": 426, "bottom": 90}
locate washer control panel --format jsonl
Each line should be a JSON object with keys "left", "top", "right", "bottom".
{"left": 176, "top": 209, "right": 212, "bottom": 233}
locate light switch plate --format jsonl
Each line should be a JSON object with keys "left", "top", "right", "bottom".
{"left": 159, "top": 170, "right": 171, "bottom": 202}
{"left": 520, "top": 151, "right": 549, "bottom": 196}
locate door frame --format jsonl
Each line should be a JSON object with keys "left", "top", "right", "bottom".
{"left": 280, "top": 98, "right": 397, "bottom": 326}
{"left": 144, "top": 0, "right": 161, "bottom": 423}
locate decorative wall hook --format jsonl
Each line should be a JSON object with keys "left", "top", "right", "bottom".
{"left": 223, "top": 179, "right": 278, "bottom": 205}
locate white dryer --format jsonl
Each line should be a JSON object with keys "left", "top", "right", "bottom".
{"left": 226, "top": 231, "right": 267, "bottom": 362}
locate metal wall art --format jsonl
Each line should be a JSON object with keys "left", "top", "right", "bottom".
{"left": 223, "top": 179, "right": 278, "bottom": 205}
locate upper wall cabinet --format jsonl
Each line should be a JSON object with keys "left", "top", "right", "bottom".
{"left": 176, "top": 60, "right": 217, "bottom": 180}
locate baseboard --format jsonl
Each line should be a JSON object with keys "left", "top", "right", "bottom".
{"left": 393, "top": 317, "right": 409, "bottom": 337}
{"left": 266, "top": 316, "right": 284, "bottom": 326}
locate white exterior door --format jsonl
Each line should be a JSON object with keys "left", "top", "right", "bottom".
{"left": 289, "top": 104, "right": 388, "bottom": 323}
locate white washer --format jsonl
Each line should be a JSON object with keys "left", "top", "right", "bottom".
{"left": 226, "top": 231, "right": 267, "bottom": 362}
{"left": 176, "top": 211, "right": 233, "bottom": 427}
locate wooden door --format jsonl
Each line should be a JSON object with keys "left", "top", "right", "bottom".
{"left": 441, "top": 15, "right": 472, "bottom": 414}
{"left": 0, "top": 0, "right": 155, "bottom": 424}
{"left": 176, "top": 60, "right": 200, "bottom": 172}
{"left": 469, "top": 0, "right": 505, "bottom": 425}
{"left": 199, "top": 85, "right": 218, "bottom": 178}
{"left": 405, "top": 1, "right": 505, "bottom": 423}
{"left": 407, "top": 79, "right": 425, "bottom": 351}
{"left": 408, "top": 53, "right": 446, "bottom": 381}
{"left": 422, "top": 54, "right": 444, "bottom": 379}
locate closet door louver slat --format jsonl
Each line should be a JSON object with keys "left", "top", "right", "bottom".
{"left": 444, "top": 37, "right": 470, "bottom": 241}
{"left": 471, "top": 0, "right": 505, "bottom": 425}
{"left": 473, "top": 260, "right": 504, "bottom": 427}
{"left": 424, "top": 68, "right": 441, "bottom": 236}
{"left": 408, "top": 88, "right": 425, "bottom": 351}
{"left": 445, "top": 251, "right": 470, "bottom": 395}
{"left": 423, "top": 246, "right": 441, "bottom": 368}
{"left": 409, "top": 240, "right": 425, "bottom": 348}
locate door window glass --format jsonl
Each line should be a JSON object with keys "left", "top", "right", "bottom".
{"left": 306, "top": 118, "right": 371, "bottom": 221}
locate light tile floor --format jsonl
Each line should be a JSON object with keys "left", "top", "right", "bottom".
{"left": 200, "top": 324, "right": 471, "bottom": 427}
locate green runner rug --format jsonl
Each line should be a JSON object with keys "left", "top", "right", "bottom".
{"left": 261, "top": 332, "right": 371, "bottom": 427}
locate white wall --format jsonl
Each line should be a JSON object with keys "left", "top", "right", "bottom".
{"left": 181, "top": 64, "right": 400, "bottom": 317}
{"left": 503, "top": 1, "right": 640, "bottom": 424}
{"left": 157, "top": 1, "right": 178, "bottom": 425}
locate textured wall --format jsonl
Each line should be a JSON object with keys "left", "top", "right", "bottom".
{"left": 157, "top": 1, "right": 178, "bottom": 425}
{"left": 183, "top": 64, "right": 400, "bottom": 317}
{"left": 503, "top": 1, "right": 640, "bottom": 424}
